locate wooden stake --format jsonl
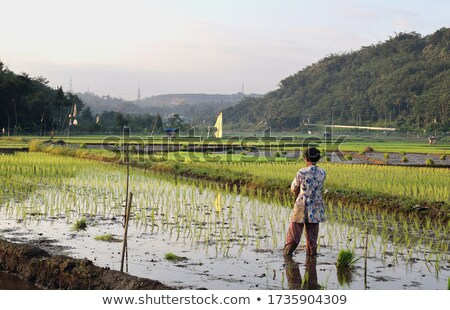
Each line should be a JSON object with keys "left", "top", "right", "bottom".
{"left": 120, "top": 192, "right": 133, "bottom": 272}
{"left": 364, "top": 228, "right": 369, "bottom": 289}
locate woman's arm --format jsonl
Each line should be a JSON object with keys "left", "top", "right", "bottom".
{"left": 291, "top": 175, "right": 300, "bottom": 196}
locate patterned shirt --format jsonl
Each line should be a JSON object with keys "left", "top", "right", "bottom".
{"left": 290, "top": 165, "right": 326, "bottom": 223}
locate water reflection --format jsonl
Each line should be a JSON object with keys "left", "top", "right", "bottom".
{"left": 284, "top": 255, "right": 321, "bottom": 290}
{"left": 336, "top": 267, "right": 356, "bottom": 287}
{"left": 214, "top": 193, "right": 222, "bottom": 213}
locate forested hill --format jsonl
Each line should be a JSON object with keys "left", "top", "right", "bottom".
{"left": 0, "top": 62, "right": 83, "bottom": 135}
{"left": 224, "top": 28, "right": 450, "bottom": 133}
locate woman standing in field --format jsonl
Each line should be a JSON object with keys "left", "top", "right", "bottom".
{"left": 284, "top": 147, "right": 326, "bottom": 256}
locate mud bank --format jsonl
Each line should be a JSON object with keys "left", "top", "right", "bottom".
{"left": 0, "top": 239, "right": 173, "bottom": 290}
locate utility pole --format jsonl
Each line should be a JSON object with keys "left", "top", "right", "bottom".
{"left": 137, "top": 86, "right": 141, "bottom": 103}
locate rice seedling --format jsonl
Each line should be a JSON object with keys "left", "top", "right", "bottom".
{"left": 336, "top": 249, "right": 360, "bottom": 268}
{"left": 73, "top": 218, "right": 87, "bottom": 230}
{"left": 95, "top": 234, "right": 121, "bottom": 242}
{"left": 164, "top": 252, "right": 187, "bottom": 261}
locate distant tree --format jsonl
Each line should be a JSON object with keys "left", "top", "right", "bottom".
{"left": 151, "top": 114, "right": 165, "bottom": 134}
{"left": 115, "top": 112, "right": 128, "bottom": 130}
{"left": 166, "top": 113, "right": 188, "bottom": 132}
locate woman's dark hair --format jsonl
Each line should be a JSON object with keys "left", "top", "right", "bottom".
{"left": 303, "top": 147, "right": 321, "bottom": 163}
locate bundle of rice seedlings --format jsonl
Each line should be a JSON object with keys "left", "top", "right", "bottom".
{"left": 336, "top": 249, "right": 360, "bottom": 268}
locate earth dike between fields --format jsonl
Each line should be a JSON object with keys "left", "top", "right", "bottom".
{"left": 0, "top": 238, "right": 173, "bottom": 290}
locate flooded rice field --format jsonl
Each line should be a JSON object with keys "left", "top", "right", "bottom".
{"left": 0, "top": 154, "right": 448, "bottom": 290}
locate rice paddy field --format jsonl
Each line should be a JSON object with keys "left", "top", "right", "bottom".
{"left": 0, "top": 151, "right": 448, "bottom": 289}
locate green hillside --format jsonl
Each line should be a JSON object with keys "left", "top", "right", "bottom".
{"left": 225, "top": 28, "right": 450, "bottom": 134}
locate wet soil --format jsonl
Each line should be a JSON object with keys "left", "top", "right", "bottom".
{"left": 0, "top": 271, "right": 39, "bottom": 289}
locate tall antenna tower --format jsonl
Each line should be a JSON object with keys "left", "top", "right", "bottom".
{"left": 69, "top": 77, "right": 73, "bottom": 93}
{"left": 241, "top": 83, "right": 244, "bottom": 94}
{"left": 137, "top": 86, "right": 142, "bottom": 103}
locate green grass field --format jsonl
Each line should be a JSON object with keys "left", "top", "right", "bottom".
{"left": 2, "top": 134, "right": 449, "bottom": 155}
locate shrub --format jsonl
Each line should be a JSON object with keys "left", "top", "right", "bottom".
{"left": 384, "top": 153, "right": 390, "bottom": 160}
{"left": 401, "top": 156, "right": 409, "bottom": 163}
{"left": 344, "top": 154, "right": 352, "bottom": 161}
{"left": 399, "top": 151, "right": 406, "bottom": 156}
{"left": 274, "top": 152, "right": 281, "bottom": 157}
{"left": 79, "top": 143, "right": 87, "bottom": 149}
{"left": 440, "top": 155, "right": 447, "bottom": 160}
{"left": 323, "top": 155, "right": 331, "bottom": 162}
{"left": 29, "top": 139, "right": 44, "bottom": 152}
{"left": 425, "top": 158, "right": 435, "bottom": 166}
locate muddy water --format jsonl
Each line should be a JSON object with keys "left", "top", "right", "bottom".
{"left": 0, "top": 272, "right": 39, "bottom": 290}
{"left": 0, "top": 166, "right": 448, "bottom": 290}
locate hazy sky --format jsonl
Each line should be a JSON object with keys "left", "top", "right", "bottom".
{"left": 1, "top": 0, "right": 448, "bottom": 100}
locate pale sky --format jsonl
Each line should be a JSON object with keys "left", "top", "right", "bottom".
{"left": 1, "top": 0, "right": 448, "bottom": 100}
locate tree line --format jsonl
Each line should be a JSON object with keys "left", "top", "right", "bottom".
{"left": 0, "top": 61, "right": 170, "bottom": 136}
{"left": 0, "top": 62, "right": 84, "bottom": 136}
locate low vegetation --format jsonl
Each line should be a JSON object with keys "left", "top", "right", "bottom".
{"left": 73, "top": 218, "right": 87, "bottom": 231}
{"left": 164, "top": 252, "right": 187, "bottom": 262}
{"left": 95, "top": 234, "right": 121, "bottom": 242}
